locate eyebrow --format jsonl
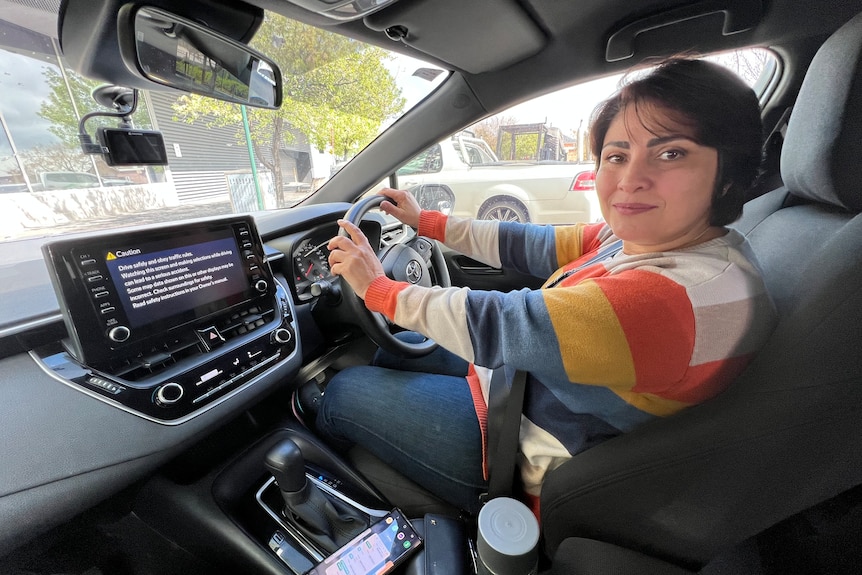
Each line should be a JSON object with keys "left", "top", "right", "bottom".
{"left": 602, "top": 134, "right": 695, "bottom": 150}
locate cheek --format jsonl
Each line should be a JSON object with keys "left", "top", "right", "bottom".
{"left": 664, "top": 175, "right": 715, "bottom": 218}
{"left": 595, "top": 169, "right": 615, "bottom": 201}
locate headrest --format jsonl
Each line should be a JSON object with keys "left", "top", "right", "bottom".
{"left": 782, "top": 11, "right": 862, "bottom": 212}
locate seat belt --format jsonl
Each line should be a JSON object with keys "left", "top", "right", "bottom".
{"left": 486, "top": 368, "right": 528, "bottom": 500}
{"left": 484, "top": 239, "right": 623, "bottom": 501}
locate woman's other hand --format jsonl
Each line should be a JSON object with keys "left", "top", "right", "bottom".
{"left": 378, "top": 188, "right": 421, "bottom": 228}
{"left": 328, "top": 220, "right": 386, "bottom": 299}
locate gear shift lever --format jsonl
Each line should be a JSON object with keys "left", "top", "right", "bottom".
{"left": 264, "top": 438, "right": 307, "bottom": 493}
{"left": 264, "top": 438, "right": 369, "bottom": 552}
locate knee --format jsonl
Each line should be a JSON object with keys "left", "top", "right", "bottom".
{"left": 315, "top": 365, "right": 382, "bottom": 448}
{"left": 317, "top": 365, "right": 378, "bottom": 424}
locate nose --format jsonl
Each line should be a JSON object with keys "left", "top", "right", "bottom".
{"left": 615, "top": 155, "right": 652, "bottom": 193}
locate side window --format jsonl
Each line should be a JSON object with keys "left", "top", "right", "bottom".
{"left": 390, "top": 48, "right": 777, "bottom": 226}
{"left": 397, "top": 144, "right": 443, "bottom": 176}
{"left": 465, "top": 145, "right": 487, "bottom": 165}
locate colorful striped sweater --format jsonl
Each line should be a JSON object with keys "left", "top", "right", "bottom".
{"left": 364, "top": 210, "right": 777, "bottom": 509}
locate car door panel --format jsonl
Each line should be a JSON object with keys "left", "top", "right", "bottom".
{"left": 441, "top": 245, "right": 544, "bottom": 291}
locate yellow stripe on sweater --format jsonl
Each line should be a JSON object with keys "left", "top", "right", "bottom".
{"left": 612, "top": 390, "right": 690, "bottom": 417}
{"left": 553, "top": 225, "right": 585, "bottom": 267}
{"left": 543, "top": 280, "right": 636, "bottom": 388}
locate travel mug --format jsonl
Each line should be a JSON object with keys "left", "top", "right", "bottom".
{"left": 476, "top": 497, "right": 540, "bottom": 575}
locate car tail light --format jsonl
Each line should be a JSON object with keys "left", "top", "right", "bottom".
{"left": 570, "top": 170, "right": 595, "bottom": 191}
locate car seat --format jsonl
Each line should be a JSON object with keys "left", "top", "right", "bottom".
{"left": 538, "top": 9, "right": 862, "bottom": 573}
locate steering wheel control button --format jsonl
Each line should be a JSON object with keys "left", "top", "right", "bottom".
{"left": 414, "top": 238, "right": 432, "bottom": 257}
{"left": 196, "top": 326, "right": 225, "bottom": 351}
{"left": 107, "top": 325, "right": 131, "bottom": 342}
{"left": 155, "top": 383, "right": 184, "bottom": 407}
{"left": 477, "top": 497, "right": 540, "bottom": 575}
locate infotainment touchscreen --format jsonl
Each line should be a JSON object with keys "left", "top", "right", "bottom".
{"left": 104, "top": 232, "right": 247, "bottom": 328}
{"left": 43, "top": 216, "right": 273, "bottom": 367}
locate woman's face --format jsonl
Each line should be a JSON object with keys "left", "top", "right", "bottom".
{"left": 596, "top": 103, "right": 720, "bottom": 254}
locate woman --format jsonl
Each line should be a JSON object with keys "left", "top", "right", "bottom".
{"left": 315, "top": 58, "right": 777, "bottom": 516}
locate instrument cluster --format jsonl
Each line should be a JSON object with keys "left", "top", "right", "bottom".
{"left": 292, "top": 235, "right": 335, "bottom": 301}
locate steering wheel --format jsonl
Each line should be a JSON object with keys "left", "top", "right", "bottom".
{"left": 337, "top": 195, "right": 451, "bottom": 358}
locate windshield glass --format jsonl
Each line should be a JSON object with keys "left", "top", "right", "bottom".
{"left": 0, "top": 10, "right": 447, "bottom": 248}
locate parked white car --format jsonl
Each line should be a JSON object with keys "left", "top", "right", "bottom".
{"left": 390, "top": 135, "right": 600, "bottom": 225}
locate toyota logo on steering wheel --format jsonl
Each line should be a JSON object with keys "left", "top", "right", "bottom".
{"left": 405, "top": 260, "right": 422, "bottom": 284}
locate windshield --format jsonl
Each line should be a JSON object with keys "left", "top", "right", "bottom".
{"left": 0, "top": 1, "right": 775, "bottom": 257}
{"left": 0, "top": 9, "right": 447, "bottom": 248}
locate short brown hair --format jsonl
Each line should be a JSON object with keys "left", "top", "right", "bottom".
{"left": 589, "top": 58, "right": 763, "bottom": 226}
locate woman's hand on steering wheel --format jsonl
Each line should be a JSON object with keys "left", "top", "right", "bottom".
{"left": 377, "top": 188, "right": 421, "bottom": 228}
{"left": 328, "top": 219, "right": 384, "bottom": 300}
{"left": 326, "top": 194, "right": 449, "bottom": 357}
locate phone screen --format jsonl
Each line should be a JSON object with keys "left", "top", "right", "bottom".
{"left": 304, "top": 508, "right": 422, "bottom": 575}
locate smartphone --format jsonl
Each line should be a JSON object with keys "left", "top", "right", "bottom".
{"left": 304, "top": 508, "right": 422, "bottom": 575}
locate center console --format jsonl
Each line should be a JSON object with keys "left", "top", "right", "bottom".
{"left": 36, "top": 216, "right": 298, "bottom": 423}
{"left": 193, "top": 426, "right": 472, "bottom": 575}
{"left": 33, "top": 215, "right": 472, "bottom": 573}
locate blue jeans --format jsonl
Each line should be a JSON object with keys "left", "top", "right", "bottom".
{"left": 315, "top": 333, "right": 487, "bottom": 514}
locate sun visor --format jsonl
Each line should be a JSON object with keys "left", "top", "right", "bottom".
{"left": 363, "top": 0, "right": 546, "bottom": 74}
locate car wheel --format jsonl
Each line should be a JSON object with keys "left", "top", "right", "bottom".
{"left": 478, "top": 198, "right": 529, "bottom": 223}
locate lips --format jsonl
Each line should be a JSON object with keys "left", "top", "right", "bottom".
{"left": 613, "top": 202, "right": 656, "bottom": 215}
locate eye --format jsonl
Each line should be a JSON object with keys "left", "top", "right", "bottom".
{"left": 604, "top": 152, "right": 625, "bottom": 164}
{"left": 659, "top": 149, "right": 685, "bottom": 161}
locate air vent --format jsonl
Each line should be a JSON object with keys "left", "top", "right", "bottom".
{"left": 380, "top": 224, "right": 408, "bottom": 247}
{"left": 105, "top": 302, "right": 277, "bottom": 382}
{"left": 111, "top": 336, "right": 199, "bottom": 381}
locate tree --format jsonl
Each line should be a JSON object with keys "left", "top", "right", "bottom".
{"left": 19, "top": 143, "right": 92, "bottom": 177}
{"left": 39, "top": 67, "right": 154, "bottom": 148}
{"left": 708, "top": 49, "right": 771, "bottom": 85}
{"left": 511, "top": 133, "right": 540, "bottom": 160}
{"left": 469, "top": 114, "right": 519, "bottom": 153}
{"left": 172, "top": 13, "right": 405, "bottom": 206}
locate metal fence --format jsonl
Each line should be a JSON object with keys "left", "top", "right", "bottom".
{"left": 226, "top": 171, "right": 276, "bottom": 212}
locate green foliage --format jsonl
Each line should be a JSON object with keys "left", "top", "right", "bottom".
{"left": 171, "top": 12, "right": 406, "bottom": 203}
{"left": 499, "top": 133, "right": 541, "bottom": 161}
{"left": 39, "top": 67, "right": 154, "bottom": 149}
{"left": 469, "top": 115, "right": 519, "bottom": 155}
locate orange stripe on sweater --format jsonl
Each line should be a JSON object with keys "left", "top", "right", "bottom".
{"left": 466, "top": 365, "right": 490, "bottom": 481}
{"left": 418, "top": 210, "right": 448, "bottom": 242}
{"left": 364, "top": 276, "right": 408, "bottom": 317}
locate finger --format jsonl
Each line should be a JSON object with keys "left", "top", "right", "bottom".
{"left": 379, "top": 187, "right": 402, "bottom": 203}
{"left": 336, "top": 219, "right": 372, "bottom": 248}
{"left": 327, "top": 235, "right": 351, "bottom": 252}
{"left": 379, "top": 200, "right": 399, "bottom": 216}
{"left": 377, "top": 188, "right": 401, "bottom": 206}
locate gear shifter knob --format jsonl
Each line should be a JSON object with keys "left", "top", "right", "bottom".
{"left": 264, "top": 438, "right": 307, "bottom": 493}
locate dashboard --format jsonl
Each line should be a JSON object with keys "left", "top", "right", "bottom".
{"left": 292, "top": 232, "right": 335, "bottom": 302}
{"left": 0, "top": 202, "right": 400, "bottom": 557}
{"left": 37, "top": 215, "right": 297, "bottom": 423}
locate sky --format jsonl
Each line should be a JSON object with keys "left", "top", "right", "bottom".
{"left": 386, "top": 49, "right": 771, "bottom": 139}
{"left": 385, "top": 52, "right": 625, "bottom": 138}
{"left": 0, "top": 51, "right": 59, "bottom": 152}
{"left": 505, "top": 75, "right": 623, "bottom": 135}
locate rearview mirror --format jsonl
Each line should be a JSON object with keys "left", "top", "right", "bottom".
{"left": 131, "top": 6, "right": 282, "bottom": 109}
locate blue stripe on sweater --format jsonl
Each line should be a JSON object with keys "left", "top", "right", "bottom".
{"left": 523, "top": 376, "right": 623, "bottom": 455}
{"left": 526, "top": 376, "right": 657, "bottom": 436}
{"left": 497, "top": 222, "right": 559, "bottom": 278}
{"left": 465, "top": 288, "right": 570, "bottom": 379}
